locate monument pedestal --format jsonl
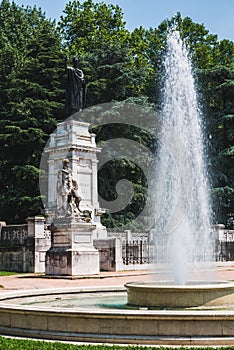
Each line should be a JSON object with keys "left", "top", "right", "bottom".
{"left": 45, "top": 218, "right": 99, "bottom": 276}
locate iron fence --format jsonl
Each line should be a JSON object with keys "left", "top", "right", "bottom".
{"left": 122, "top": 239, "right": 154, "bottom": 265}
{"left": 122, "top": 235, "right": 234, "bottom": 265}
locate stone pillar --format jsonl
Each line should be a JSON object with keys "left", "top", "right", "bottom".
{"left": 0, "top": 222, "right": 6, "bottom": 237}
{"left": 47, "top": 159, "right": 56, "bottom": 209}
{"left": 211, "top": 224, "right": 226, "bottom": 261}
{"left": 93, "top": 238, "right": 123, "bottom": 271}
{"left": 27, "top": 216, "right": 45, "bottom": 237}
{"left": 125, "top": 230, "right": 132, "bottom": 241}
{"left": 115, "top": 238, "right": 124, "bottom": 271}
{"left": 212, "top": 224, "right": 225, "bottom": 241}
{"left": 27, "top": 217, "right": 51, "bottom": 273}
{"left": 0, "top": 222, "right": 6, "bottom": 229}
{"left": 91, "top": 159, "right": 99, "bottom": 207}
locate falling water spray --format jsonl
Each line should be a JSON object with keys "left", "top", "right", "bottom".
{"left": 154, "top": 29, "right": 214, "bottom": 284}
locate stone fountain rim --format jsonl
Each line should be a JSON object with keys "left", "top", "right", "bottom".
{"left": 125, "top": 281, "right": 234, "bottom": 291}
{"left": 0, "top": 286, "right": 234, "bottom": 316}
{"left": 1, "top": 286, "right": 234, "bottom": 345}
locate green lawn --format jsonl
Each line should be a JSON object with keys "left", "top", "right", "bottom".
{"left": 0, "top": 271, "right": 26, "bottom": 276}
{"left": 0, "top": 337, "right": 233, "bottom": 350}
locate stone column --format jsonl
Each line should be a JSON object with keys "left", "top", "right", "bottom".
{"left": 47, "top": 159, "right": 56, "bottom": 208}
{"left": 212, "top": 224, "right": 225, "bottom": 241}
{"left": 91, "top": 159, "right": 99, "bottom": 208}
{"left": 27, "top": 217, "right": 51, "bottom": 273}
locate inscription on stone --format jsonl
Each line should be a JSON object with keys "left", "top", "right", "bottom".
{"left": 74, "top": 234, "right": 91, "bottom": 243}
{"left": 79, "top": 173, "right": 91, "bottom": 201}
{"left": 39, "top": 251, "right": 46, "bottom": 262}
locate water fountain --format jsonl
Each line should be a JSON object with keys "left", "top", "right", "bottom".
{"left": 1, "top": 28, "right": 234, "bottom": 346}
{"left": 125, "top": 28, "right": 234, "bottom": 309}
{"left": 155, "top": 28, "right": 213, "bottom": 282}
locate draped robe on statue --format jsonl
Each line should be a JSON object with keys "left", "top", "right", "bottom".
{"left": 65, "top": 61, "right": 85, "bottom": 115}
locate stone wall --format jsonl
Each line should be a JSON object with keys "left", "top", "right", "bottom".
{"left": 93, "top": 238, "right": 123, "bottom": 271}
{"left": 2, "top": 223, "right": 233, "bottom": 274}
{"left": 0, "top": 217, "right": 51, "bottom": 273}
{"left": 0, "top": 224, "right": 33, "bottom": 272}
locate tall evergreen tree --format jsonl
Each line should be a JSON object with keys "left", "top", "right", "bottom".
{"left": 0, "top": 0, "right": 64, "bottom": 223}
{"left": 0, "top": 1, "right": 233, "bottom": 229}
{"left": 198, "top": 65, "right": 234, "bottom": 225}
{"left": 130, "top": 13, "right": 234, "bottom": 227}
{"left": 59, "top": 0, "right": 149, "bottom": 105}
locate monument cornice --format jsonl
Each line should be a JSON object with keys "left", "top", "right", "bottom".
{"left": 45, "top": 145, "right": 101, "bottom": 155}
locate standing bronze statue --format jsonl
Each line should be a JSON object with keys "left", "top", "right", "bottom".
{"left": 65, "top": 57, "right": 85, "bottom": 115}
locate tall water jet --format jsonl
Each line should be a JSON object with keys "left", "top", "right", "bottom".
{"left": 154, "top": 29, "right": 213, "bottom": 284}
{"left": 125, "top": 28, "right": 234, "bottom": 311}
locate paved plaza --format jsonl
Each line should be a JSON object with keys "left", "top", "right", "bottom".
{"left": 0, "top": 264, "right": 234, "bottom": 292}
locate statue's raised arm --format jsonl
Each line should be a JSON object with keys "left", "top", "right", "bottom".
{"left": 65, "top": 57, "right": 85, "bottom": 116}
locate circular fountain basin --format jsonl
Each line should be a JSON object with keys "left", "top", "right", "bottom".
{"left": 1, "top": 286, "right": 234, "bottom": 345}
{"left": 125, "top": 281, "right": 234, "bottom": 308}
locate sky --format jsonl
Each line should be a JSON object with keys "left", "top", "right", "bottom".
{"left": 11, "top": 0, "right": 234, "bottom": 42}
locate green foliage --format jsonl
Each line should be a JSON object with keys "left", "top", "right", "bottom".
{"left": 141, "top": 12, "right": 234, "bottom": 227}
{"left": 0, "top": 0, "right": 233, "bottom": 229}
{"left": 1, "top": 336, "right": 231, "bottom": 350}
{"left": 57, "top": 0, "right": 154, "bottom": 231}
{"left": 85, "top": 98, "right": 156, "bottom": 231}
{"left": 0, "top": 271, "right": 23, "bottom": 276}
{"left": 59, "top": 1, "right": 149, "bottom": 106}
{"left": 59, "top": 0, "right": 128, "bottom": 56}
{"left": 197, "top": 64, "right": 234, "bottom": 225}
{"left": 0, "top": 0, "right": 64, "bottom": 223}
{"left": 80, "top": 45, "right": 149, "bottom": 107}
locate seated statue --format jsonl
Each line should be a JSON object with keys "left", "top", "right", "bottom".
{"left": 56, "top": 159, "right": 92, "bottom": 221}
{"left": 68, "top": 180, "right": 82, "bottom": 216}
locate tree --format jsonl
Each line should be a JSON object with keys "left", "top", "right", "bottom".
{"left": 59, "top": 0, "right": 149, "bottom": 106}
{"left": 135, "top": 13, "right": 234, "bottom": 227}
{"left": 198, "top": 65, "right": 234, "bottom": 225}
{"left": 78, "top": 45, "right": 148, "bottom": 107}
{"left": 60, "top": 8, "right": 234, "bottom": 229}
{"left": 0, "top": 0, "right": 64, "bottom": 223}
{"left": 84, "top": 98, "right": 156, "bottom": 231}
{"left": 0, "top": 1, "right": 233, "bottom": 229}
{"left": 59, "top": 0, "right": 128, "bottom": 56}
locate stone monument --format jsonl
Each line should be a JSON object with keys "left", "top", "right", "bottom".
{"left": 45, "top": 57, "right": 106, "bottom": 276}
{"left": 44, "top": 119, "right": 107, "bottom": 275}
